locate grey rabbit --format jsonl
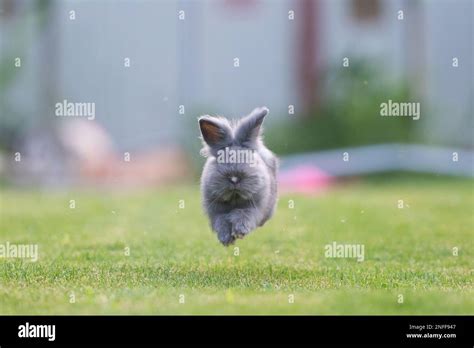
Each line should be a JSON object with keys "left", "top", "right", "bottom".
{"left": 198, "top": 106, "right": 278, "bottom": 246}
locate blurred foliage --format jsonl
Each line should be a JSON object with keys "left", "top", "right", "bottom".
{"left": 266, "top": 60, "right": 416, "bottom": 155}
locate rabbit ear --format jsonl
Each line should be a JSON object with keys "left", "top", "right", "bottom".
{"left": 235, "top": 107, "right": 269, "bottom": 145}
{"left": 198, "top": 116, "right": 232, "bottom": 149}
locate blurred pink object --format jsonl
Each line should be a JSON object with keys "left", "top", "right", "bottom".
{"left": 57, "top": 119, "right": 192, "bottom": 187}
{"left": 278, "top": 165, "right": 333, "bottom": 194}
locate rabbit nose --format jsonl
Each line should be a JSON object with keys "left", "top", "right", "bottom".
{"left": 229, "top": 176, "right": 240, "bottom": 184}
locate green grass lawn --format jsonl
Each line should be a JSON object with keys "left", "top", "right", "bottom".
{"left": 0, "top": 176, "right": 472, "bottom": 314}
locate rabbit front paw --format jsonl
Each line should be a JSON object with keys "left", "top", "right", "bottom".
{"left": 213, "top": 215, "right": 235, "bottom": 246}
{"left": 218, "top": 230, "right": 235, "bottom": 246}
{"left": 228, "top": 210, "right": 255, "bottom": 239}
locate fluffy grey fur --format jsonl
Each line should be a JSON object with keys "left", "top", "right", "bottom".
{"left": 198, "top": 107, "right": 278, "bottom": 246}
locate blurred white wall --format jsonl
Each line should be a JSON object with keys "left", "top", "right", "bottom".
{"left": 56, "top": 0, "right": 180, "bottom": 152}
{"left": 1, "top": 0, "right": 472, "bottom": 152}
{"left": 423, "top": 0, "right": 473, "bottom": 147}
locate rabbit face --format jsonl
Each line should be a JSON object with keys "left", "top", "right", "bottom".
{"left": 205, "top": 146, "right": 268, "bottom": 203}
